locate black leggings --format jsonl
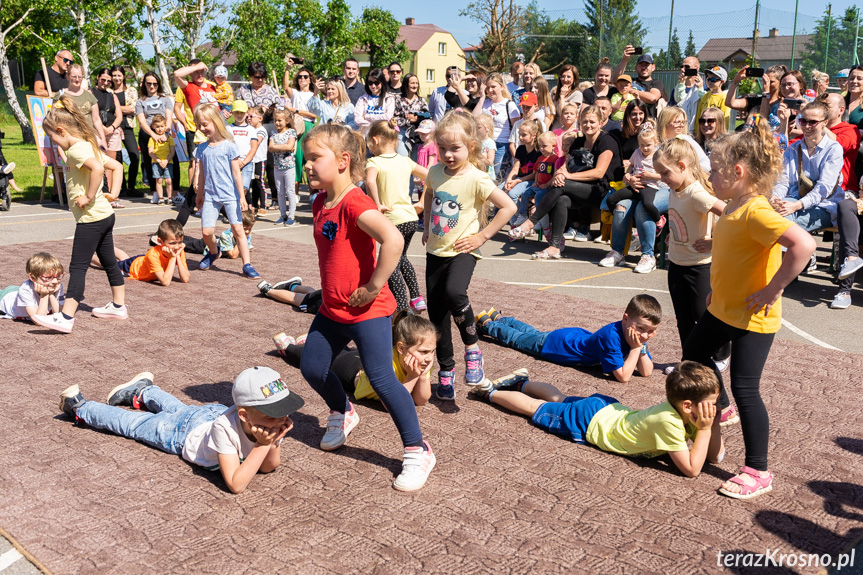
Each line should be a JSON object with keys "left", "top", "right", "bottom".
{"left": 426, "top": 253, "right": 478, "bottom": 371}
{"left": 837, "top": 198, "right": 863, "bottom": 291}
{"left": 388, "top": 220, "right": 421, "bottom": 310}
{"left": 606, "top": 186, "right": 660, "bottom": 221}
{"left": 249, "top": 162, "right": 265, "bottom": 210}
{"left": 682, "top": 311, "right": 775, "bottom": 471}
{"left": 120, "top": 127, "right": 139, "bottom": 194}
{"left": 281, "top": 344, "right": 363, "bottom": 395}
{"left": 528, "top": 180, "right": 605, "bottom": 247}
{"left": 667, "top": 263, "right": 730, "bottom": 361}
{"left": 67, "top": 214, "right": 125, "bottom": 303}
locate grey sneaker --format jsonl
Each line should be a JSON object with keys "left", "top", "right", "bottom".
{"left": 599, "top": 250, "right": 625, "bottom": 268}
{"left": 257, "top": 280, "right": 273, "bottom": 294}
{"left": 272, "top": 276, "right": 302, "bottom": 292}
{"left": 106, "top": 372, "right": 155, "bottom": 408}
{"left": 492, "top": 368, "right": 530, "bottom": 391}
{"left": 830, "top": 291, "right": 852, "bottom": 309}
{"left": 838, "top": 257, "right": 863, "bottom": 280}
{"left": 59, "top": 384, "right": 86, "bottom": 417}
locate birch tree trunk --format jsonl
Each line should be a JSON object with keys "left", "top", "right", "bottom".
{"left": 0, "top": 8, "right": 34, "bottom": 143}
{"left": 142, "top": 0, "right": 173, "bottom": 90}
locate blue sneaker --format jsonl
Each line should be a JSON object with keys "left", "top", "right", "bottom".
{"left": 464, "top": 348, "right": 485, "bottom": 386}
{"left": 284, "top": 218, "right": 295, "bottom": 226}
{"left": 436, "top": 370, "right": 455, "bottom": 401}
{"left": 199, "top": 251, "right": 220, "bottom": 270}
{"left": 242, "top": 263, "right": 261, "bottom": 278}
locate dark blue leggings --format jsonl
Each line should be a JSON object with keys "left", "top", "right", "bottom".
{"left": 299, "top": 313, "right": 423, "bottom": 448}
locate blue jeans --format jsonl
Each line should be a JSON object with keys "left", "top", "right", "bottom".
{"left": 609, "top": 187, "right": 670, "bottom": 257}
{"left": 503, "top": 181, "right": 532, "bottom": 224}
{"left": 75, "top": 386, "right": 228, "bottom": 456}
{"left": 531, "top": 394, "right": 618, "bottom": 443}
{"left": 300, "top": 313, "right": 423, "bottom": 448}
{"left": 786, "top": 205, "right": 833, "bottom": 232}
{"left": 493, "top": 142, "right": 510, "bottom": 180}
{"left": 485, "top": 316, "right": 550, "bottom": 356}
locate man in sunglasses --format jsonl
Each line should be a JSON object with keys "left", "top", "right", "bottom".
{"left": 34, "top": 49, "right": 73, "bottom": 97}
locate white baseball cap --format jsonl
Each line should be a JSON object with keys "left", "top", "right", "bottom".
{"left": 214, "top": 66, "right": 229, "bottom": 78}
{"left": 232, "top": 366, "right": 305, "bottom": 417}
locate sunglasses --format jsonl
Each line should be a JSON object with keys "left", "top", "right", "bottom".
{"left": 368, "top": 81, "right": 382, "bottom": 86}
{"left": 145, "top": 82, "right": 158, "bottom": 86}
{"left": 297, "top": 74, "right": 310, "bottom": 79}
{"left": 389, "top": 69, "right": 402, "bottom": 74}
{"left": 706, "top": 76, "right": 721, "bottom": 83}
{"left": 61, "top": 58, "right": 73, "bottom": 65}
{"left": 798, "top": 118, "right": 824, "bottom": 127}
{"left": 252, "top": 75, "right": 265, "bottom": 80}
{"left": 699, "top": 118, "right": 717, "bottom": 124}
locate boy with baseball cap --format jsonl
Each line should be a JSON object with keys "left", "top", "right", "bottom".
{"left": 510, "top": 91, "right": 544, "bottom": 150}
{"left": 59, "top": 367, "right": 304, "bottom": 494}
{"left": 696, "top": 65, "right": 731, "bottom": 125}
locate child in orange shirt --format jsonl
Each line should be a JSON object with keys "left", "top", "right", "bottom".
{"left": 116, "top": 219, "right": 190, "bottom": 286}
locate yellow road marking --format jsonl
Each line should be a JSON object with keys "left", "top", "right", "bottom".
{"left": 537, "top": 267, "right": 629, "bottom": 291}
{"left": 0, "top": 209, "right": 174, "bottom": 227}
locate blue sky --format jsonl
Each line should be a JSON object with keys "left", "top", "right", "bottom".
{"left": 354, "top": 0, "right": 860, "bottom": 49}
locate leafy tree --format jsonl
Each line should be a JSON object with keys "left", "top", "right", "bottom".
{"left": 667, "top": 27, "right": 682, "bottom": 69}
{"left": 522, "top": 1, "right": 588, "bottom": 74}
{"left": 685, "top": 30, "right": 696, "bottom": 58}
{"left": 354, "top": 7, "right": 410, "bottom": 70}
{"left": 583, "top": 0, "right": 646, "bottom": 71}
{"left": 0, "top": 0, "right": 44, "bottom": 142}
{"left": 309, "top": 0, "right": 357, "bottom": 77}
{"left": 802, "top": 6, "right": 858, "bottom": 77}
{"left": 460, "top": 0, "right": 526, "bottom": 74}
{"left": 164, "top": 0, "right": 229, "bottom": 65}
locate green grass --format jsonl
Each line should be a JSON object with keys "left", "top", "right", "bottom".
{"left": 0, "top": 99, "right": 191, "bottom": 203}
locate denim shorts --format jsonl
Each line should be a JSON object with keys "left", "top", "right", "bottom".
{"left": 240, "top": 163, "right": 253, "bottom": 190}
{"left": 152, "top": 163, "right": 172, "bottom": 180}
{"left": 531, "top": 393, "right": 618, "bottom": 443}
{"left": 201, "top": 197, "right": 242, "bottom": 228}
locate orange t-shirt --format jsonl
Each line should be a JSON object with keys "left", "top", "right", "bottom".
{"left": 129, "top": 246, "right": 187, "bottom": 282}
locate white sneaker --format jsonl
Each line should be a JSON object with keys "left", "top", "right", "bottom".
{"left": 393, "top": 440, "right": 436, "bottom": 492}
{"left": 713, "top": 356, "right": 730, "bottom": 372}
{"left": 599, "top": 250, "right": 625, "bottom": 268}
{"left": 806, "top": 253, "right": 818, "bottom": 274}
{"left": 173, "top": 194, "right": 185, "bottom": 205}
{"left": 562, "top": 227, "right": 577, "bottom": 241}
{"left": 32, "top": 312, "right": 74, "bottom": 333}
{"left": 634, "top": 254, "right": 656, "bottom": 274}
{"left": 2, "top": 162, "right": 16, "bottom": 174}
{"left": 150, "top": 195, "right": 160, "bottom": 204}
{"left": 320, "top": 404, "right": 359, "bottom": 451}
{"left": 91, "top": 302, "right": 129, "bottom": 319}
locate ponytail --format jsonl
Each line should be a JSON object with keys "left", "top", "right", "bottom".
{"left": 710, "top": 114, "right": 781, "bottom": 195}
{"left": 368, "top": 119, "right": 399, "bottom": 146}
{"left": 653, "top": 137, "right": 713, "bottom": 193}
{"left": 44, "top": 95, "right": 101, "bottom": 158}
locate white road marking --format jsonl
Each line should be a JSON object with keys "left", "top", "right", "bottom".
{"left": 781, "top": 318, "right": 842, "bottom": 351}
{"left": 0, "top": 548, "right": 22, "bottom": 571}
{"left": 504, "top": 281, "right": 668, "bottom": 293}
{"left": 407, "top": 254, "right": 595, "bottom": 264}
{"left": 0, "top": 205, "right": 163, "bottom": 219}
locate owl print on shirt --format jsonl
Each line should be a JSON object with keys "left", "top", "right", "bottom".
{"left": 431, "top": 191, "right": 462, "bottom": 237}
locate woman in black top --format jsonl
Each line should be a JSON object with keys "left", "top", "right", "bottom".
{"left": 617, "top": 100, "right": 648, "bottom": 162}
{"left": 110, "top": 65, "right": 139, "bottom": 193}
{"left": 92, "top": 68, "right": 124, "bottom": 206}
{"left": 510, "top": 106, "right": 622, "bottom": 259}
{"left": 444, "top": 69, "right": 484, "bottom": 112}
{"left": 581, "top": 58, "right": 618, "bottom": 107}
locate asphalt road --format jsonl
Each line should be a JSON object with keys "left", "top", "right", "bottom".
{"left": 2, "top": 196, "right": 859, "bottom": 354}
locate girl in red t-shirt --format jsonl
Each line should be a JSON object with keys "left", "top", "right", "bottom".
{"left": 299, "top": 123, "right": 435, "bottom": 492}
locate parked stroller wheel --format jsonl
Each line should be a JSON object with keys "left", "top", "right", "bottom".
{"left": 0, "top": 188, "right": 9, "bottom": 211}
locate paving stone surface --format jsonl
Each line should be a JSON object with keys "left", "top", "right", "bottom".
{"left": 1, "top": 235, "right": 862, "bottom": 574}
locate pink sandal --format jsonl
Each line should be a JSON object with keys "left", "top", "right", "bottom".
{"left": 718, "top": 466, "right": 773, "bottom": 500}
{"left": 720, "top": 405, "right": 740, "bottom": 427}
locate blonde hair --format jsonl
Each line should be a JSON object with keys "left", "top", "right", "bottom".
{"left": 636, "top": 123, "right": 658, "bottom": 145}
{"left": 273, "top": 108, "right": 295, "bottom": 127}
{"left": 656, "top": 106, "right": 690, "bottom": 142}
{"left": 709, "top": 114, "right": 782, "bottom": 196}
{"left": 537, "top": 131, "right": 557, "bottom": 146}
{"left": 44, "top": 95, "right": 101, "bottom": 158}
{"left": 579, "top": 104, "right": 602, "bottom": 124}
{"left": 533, "top": 76, "right": 554, "bottom": 114}
{"left": 474, "top": 113, "right": 494, "bottom": 138}
{"left": 653, "top": 137, "right": 712, "bottom": 192}
{"left": 518, "top": 118, "right": 543, "bottom": 142}
{"left": 26, "top": 252, "right": 64, "bottom": 278}
{"left": 193, "top": 103, "right": 232, "bottom": 142}
{"left": 485, "top": 72, "right": 511, "bottom": 100}
{"left": 327, "top": 79, "right": 350, "bottom": 106}
{"left": 303, "top": 123, "right": 366, "bottom": 183}
{"left": 522, "top": 63, "right": 541, "bottom": 87}
{"left": 368, "top": 118, "right": 399, "bottom": 147}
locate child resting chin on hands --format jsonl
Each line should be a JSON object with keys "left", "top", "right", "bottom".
{"left": 0, "top": 252, "right": 66, "bottom": 322}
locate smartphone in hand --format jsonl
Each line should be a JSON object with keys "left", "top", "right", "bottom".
{"left": 745, "top": 68, "right": 765, "bottom": 78}
{"left": 633, "top": 47, "right": 643, "bottom": 55}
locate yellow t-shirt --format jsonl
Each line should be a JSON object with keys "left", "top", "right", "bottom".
{"left": 668, "top": 181, "right": 717, "bottom": 266}
{"left": 367, "top": 154, "right": 419, "bottom": 226}
{"left": 586, "top": 401, "right": 697, "bottom": 458}
{"left": 149, "top": 138, "right": 175, "bottom": 161}
{"left": 353, "top": 347, "right": 432, "bottom": 401}
{"left": 64, "top": 141, "right": 113, "bottom": 224}
{"left": 709, "top": 195, "right": 793, "bottom": 333}
{"left": 696, "top": 91, "right": 731, "bottom": 125}
{"left": 425, "top": 164, "right": 496, "bottom": 259}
